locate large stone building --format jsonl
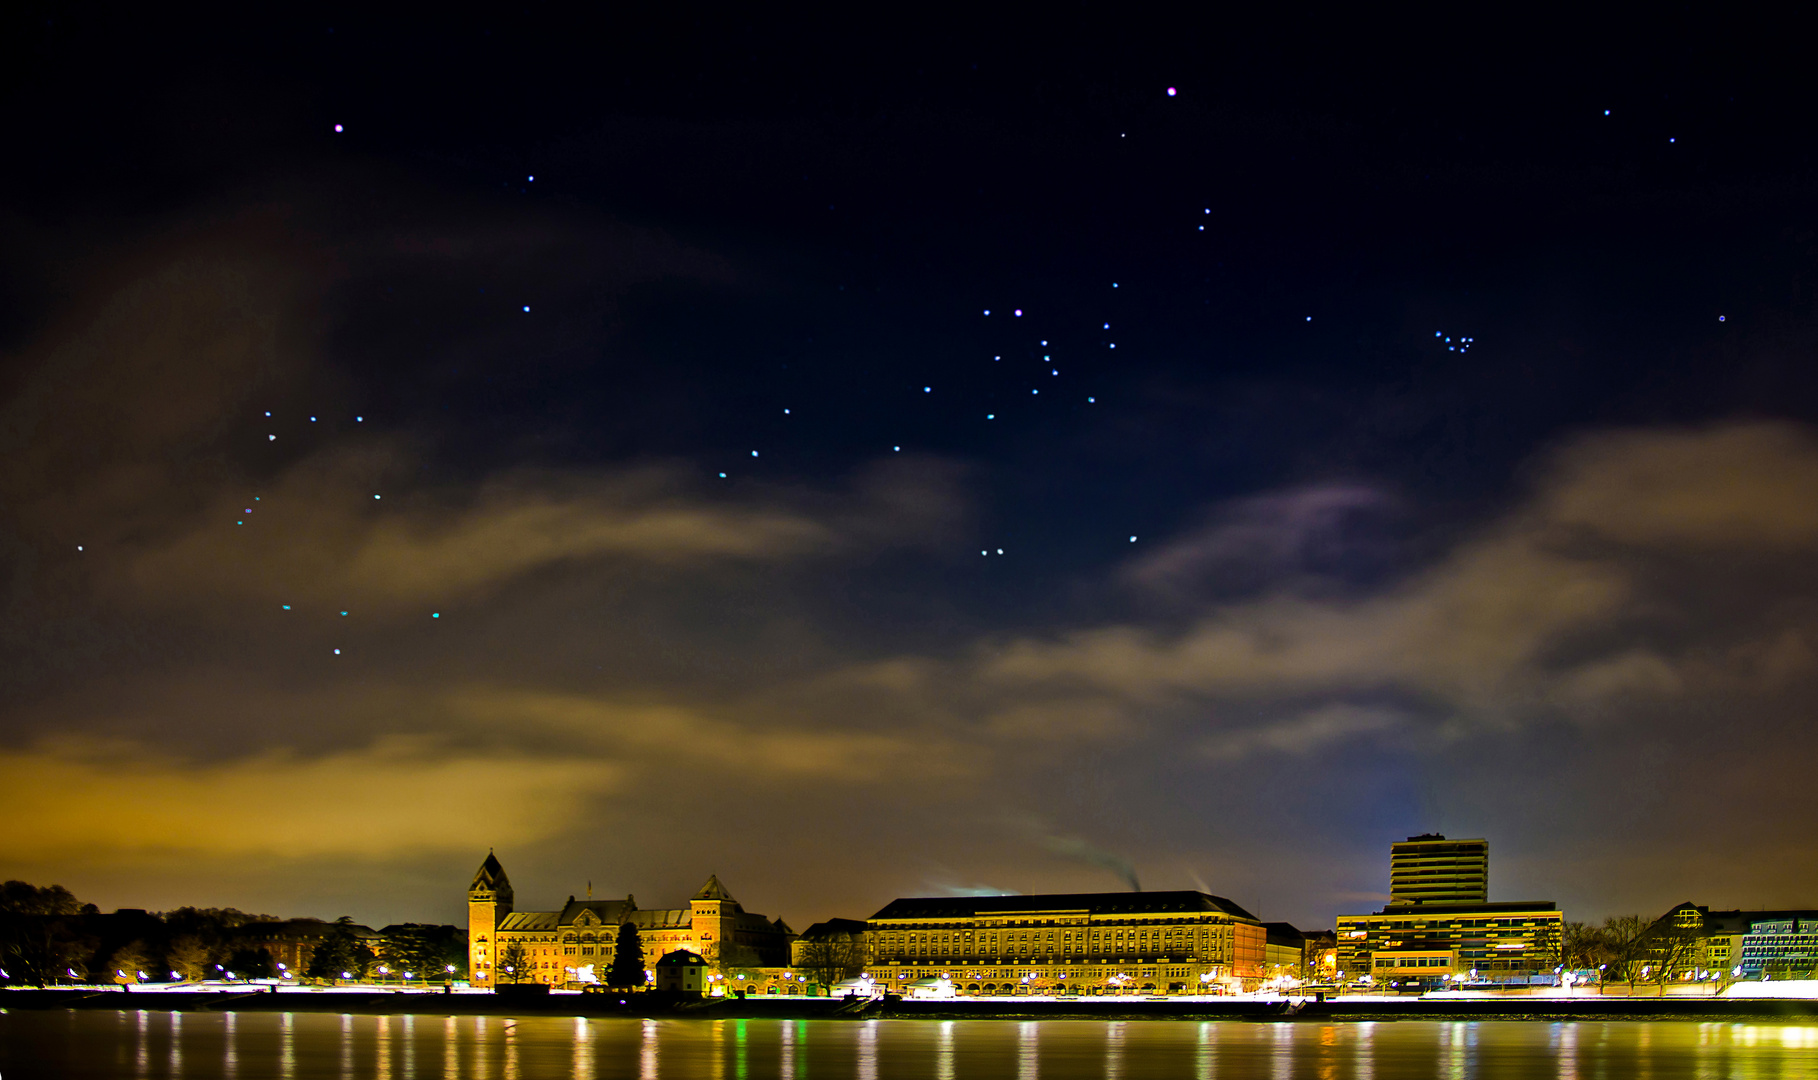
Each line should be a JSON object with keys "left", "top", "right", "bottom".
{"left": 466, "top": 853, "right": 794, "bottom": 988}
{"left": 865, "top": 890, "right": 1267, "bottom": 995}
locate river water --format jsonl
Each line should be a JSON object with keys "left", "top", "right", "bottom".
{"left": 4, "top": 1011, "right": 1818, "bottom": 1079}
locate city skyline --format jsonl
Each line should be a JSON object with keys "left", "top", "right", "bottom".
{"left": 4, "top": 9, "right": 1818, "bottom": 934}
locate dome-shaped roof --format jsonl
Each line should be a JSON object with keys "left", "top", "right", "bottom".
{"left": 655, "top": 949, "right": 708, "bottom": 967}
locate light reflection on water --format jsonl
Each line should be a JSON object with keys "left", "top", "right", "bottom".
{"left": 4, "top": 1011, "right": 1818, "bottom": 1079}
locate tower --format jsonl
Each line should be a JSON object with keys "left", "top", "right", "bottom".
{"left": 689, "top": 874, "right": 739, "bottom": 969}
{"left": 1389, "top": 834, "right": 1488, "bottom": 905}
{"left": 468, "top": 851, "right": 514, "bottom": 987}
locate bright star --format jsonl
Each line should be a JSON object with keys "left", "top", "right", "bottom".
{"left": 522, "top": 306, "right": 530, "bottom": 312}
{"left": 1129, "top": 536, "right": 1137, "bottom": 542}
{"left": 1166, "top": 87, "right": 1177, "bottom": 96}
{"left": 751, "top": 451, "right": 759, "bottom": 457}
{"left": 334, "top": 124, "right": 343, "bottom": 132}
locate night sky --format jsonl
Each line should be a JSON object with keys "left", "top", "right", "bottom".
{"left": 5, "top": 7, "right": 1818, "bottom": 933}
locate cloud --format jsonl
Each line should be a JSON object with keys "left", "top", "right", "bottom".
{"left": 1538, "top": 423, "right": 1818, "bottom": 548}
{"left": 112, "top": 452, "right": 834, "bottom": 610}
{"left": 1198, "top": 703, "right": 1408, "bottom": 760}
{"left": 448, "top": 688, "right": 966, "bottom": 784}
{"left": 1123, "top": 484, "right": 1392, "bottom": 598}
{"left": 971, "top": 422, "right": 1818, "bottom": 755}
{"left": 0, "top": 736, "right": 621, "bottom": 862}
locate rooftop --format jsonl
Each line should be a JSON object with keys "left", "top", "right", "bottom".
{"left": 869, "top": 891, "right": 1259, "bottom": 922}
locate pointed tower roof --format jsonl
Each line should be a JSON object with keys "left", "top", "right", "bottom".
{"left": 691, "top": 874, "right": 736, "bottom": 902}
{"left": 470, "top": 851, "right": 510, "bottom": 893}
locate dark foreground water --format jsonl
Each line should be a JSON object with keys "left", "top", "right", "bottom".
{"left": 4, "top": 1012, "right": 1818, "bottom": 1080}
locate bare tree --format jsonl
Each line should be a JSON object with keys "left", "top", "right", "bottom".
{"left": 1563, "top": 921, "right": 1610, "bottom": 972}
{"left": 1601, "top": 915, "right": 1653, "bottom": 988}
{"left": 496, "top": 941, "right": 530, "bottom": 984}
{"left": 796, "top": 938, "right": 867, "bottom": 989}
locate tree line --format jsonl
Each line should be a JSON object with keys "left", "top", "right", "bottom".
{"left": 0, "top": 880, "right": 461, "bottom": 986}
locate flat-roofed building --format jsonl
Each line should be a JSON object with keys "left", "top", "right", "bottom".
{"left": 1389, "top": 834, "right": 1488, "bottom": 905}
{"left": 866, "top": 891, "right": 1266, "bottom": 995}
{"left": 1336, "top": 900, "right": 1563, "bottom": 990}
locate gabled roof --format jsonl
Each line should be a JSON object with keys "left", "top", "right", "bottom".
{"left": 868, "top": 891, "right": 1260, "bottom": 922}
{"left": 557, "top": 899, "right": 634, "bottom": 927}
{"left": 498, "top": 911, "right": 560, "bottom": 932}
{"left": 692, "top": 875, "right": 737, "bottom": 902}
{"left": 470, "top": 852, "right": 510, "bottom": 893}
{"left": 627, "top": 907, "right": 693, "bottom": 929}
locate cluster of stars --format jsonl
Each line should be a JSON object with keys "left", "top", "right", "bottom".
{"left": 1436, "top": 331, "right": 1475, "bottom": 354}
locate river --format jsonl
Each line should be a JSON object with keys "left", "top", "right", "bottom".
{"left": 4, "top": 1011, "right": 1818, "bottom": 1079}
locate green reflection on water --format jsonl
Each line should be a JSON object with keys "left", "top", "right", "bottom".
{"left": 4, "top": 1012, "right": 1818, "bottom": 1079}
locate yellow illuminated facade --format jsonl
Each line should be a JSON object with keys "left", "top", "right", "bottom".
{"left": 466, "top": 853, "right": 792, "bottom": 987}
{"left": 866, "top": 891, "right": 1267, "bottom": 994}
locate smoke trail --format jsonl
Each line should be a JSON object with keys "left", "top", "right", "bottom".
{"left": 1041, "top": 833, "right": 1141, "bottom": 892}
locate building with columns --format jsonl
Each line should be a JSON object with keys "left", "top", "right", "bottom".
{"left": 466, "top": 852, "right": 794, "bottom": 988}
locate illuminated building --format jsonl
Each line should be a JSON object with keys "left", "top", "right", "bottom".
{"left": 1262, "top": 922, "right": 1307, "bottom": 981}
{"left": 1339, "top": 834, "right": 1559, "bottom": 988}
{"left": 1389, "top": 834, "right": 1489, "bottom": 905}
{"left": 466, "top": 853, "right": 792, "bottom": 988}
{"left": 653, "top": 950, "right": 709, "bottom": 996}
{"left": 1660, "top": 902, "right": 1818, "bottom": 978}
{"left": 1336, "top": 901, "right": 1563, "bottom": 989}
{"left": 865, "top": 891, "right": 1266, "bottom": 995}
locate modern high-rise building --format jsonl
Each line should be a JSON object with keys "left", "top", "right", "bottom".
{"left": 1389, "top": 834, "right": 1488, "bottom": 905}
{"left": 1336, "top": 834, "right": 1559, "bottom": 990}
